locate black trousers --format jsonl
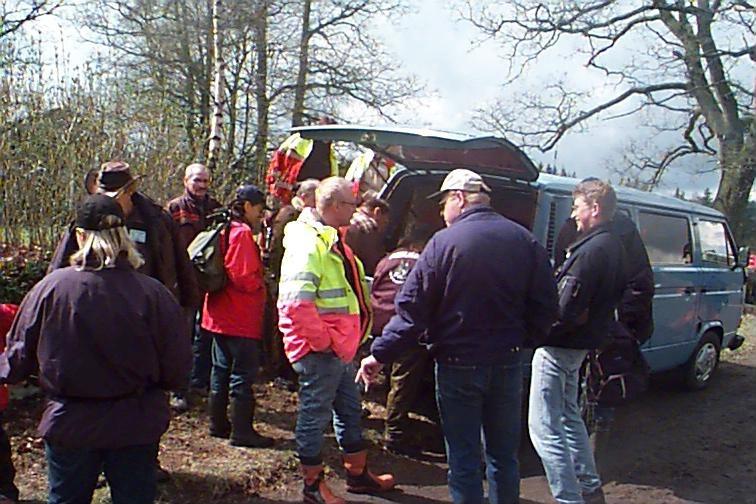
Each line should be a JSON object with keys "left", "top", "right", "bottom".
{"left": 0, "top": 413, "right": 18, "bottom": 501}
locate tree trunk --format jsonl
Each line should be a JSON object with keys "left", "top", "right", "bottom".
{"left": 714, "top": 134, "right": 756, "bottom": 242}
{"left": 176, "top": 0, "right": 200, "bottom": 155}
{"left": 207, "top": 0, "right": 224, "bottom": 172}
{"left": 253, "top": 0, "right": 270, "bottom": 181}
{"left": 291, "top": 0, "right": 311, "bottom": 127}
{"left": 714, "top": 64, "right": 756, "bottom": 243}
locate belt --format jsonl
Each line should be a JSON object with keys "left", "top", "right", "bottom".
{"left": 435, "top": 347, "right": 521, "bottom": 365}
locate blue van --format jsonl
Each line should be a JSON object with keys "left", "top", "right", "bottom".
{"left": 291, "top": 125, "right": 748, "bottom": 389}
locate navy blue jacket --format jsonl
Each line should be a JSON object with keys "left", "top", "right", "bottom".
{"left": 547, "top": 223, "right": 627, "bottom": 349}
{"left": 371, "top": 205, "right": 558, "bottom": 365}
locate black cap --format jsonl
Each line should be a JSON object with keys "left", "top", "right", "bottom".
{"left": 236, "top": 184, "right": 266, "bottom": 207}
{"left": 75, "top": 194, "right": 125, "bottom": 231}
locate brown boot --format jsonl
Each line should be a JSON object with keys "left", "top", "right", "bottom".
{"left": 342, "top": 450, "right": 395, "bottom": 494}
{"left": 301, "top": 464, "right": 345, "bottom": 504}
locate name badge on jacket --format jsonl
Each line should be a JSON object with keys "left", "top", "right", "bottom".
{"left": 129, "top": 228, "right": 147, "bottom": 244}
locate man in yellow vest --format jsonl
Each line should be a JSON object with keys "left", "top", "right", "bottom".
{"left": 277, "top": 177, "right": 395, "bottom": 504}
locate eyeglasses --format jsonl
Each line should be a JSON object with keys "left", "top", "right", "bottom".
{"left": 338, "top": 199, "right": 359, "bottom": 207}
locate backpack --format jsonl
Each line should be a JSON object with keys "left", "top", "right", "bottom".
{"left": 187, "top": 209, "right": 231, "bottom": 294}
{"left": 584, "top": 320, "right": 650, "bottom": 407}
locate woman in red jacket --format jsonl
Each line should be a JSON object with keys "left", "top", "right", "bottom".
{"left": 0, "top": 304, "right": 18, "bottom": 503}
{"left": 202, "top": 185, "right": 274, "bottom": 448}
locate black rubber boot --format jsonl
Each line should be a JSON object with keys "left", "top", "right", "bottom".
{"left": 208, "top": 392, "right": 231, "bottom": 439}
{"left": 229, "top": 397, "right": 274, "bottom": 448}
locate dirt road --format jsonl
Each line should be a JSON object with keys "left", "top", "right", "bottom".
{"left": 10, "top": 319, "right": 756, "bottom": 503}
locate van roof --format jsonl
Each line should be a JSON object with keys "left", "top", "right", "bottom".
{"left": 535, "top": 173, "right": 725, "bottom": 219}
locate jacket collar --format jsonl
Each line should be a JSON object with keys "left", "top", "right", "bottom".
{"left": 567, "top": 222, "right": 612, "bottom": 254}
{"left": 449, "top": 204, "right": 494, "bottom": 225}
{"left": 184, "top": 189, "right": 210, "bottom": 206}
{"left": 302, "top": 218, "right": 339, "bottom": 249}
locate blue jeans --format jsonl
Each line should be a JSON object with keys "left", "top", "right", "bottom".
{"left": 190, "top": 311, "right": 212, "bottom": 390}
{"left": 45, "top": 442, "right": 158, "bottom": 504}
{"left": 291, "top": 352, "right": 365, "bottom": 465}
{"left": 210, "top": 333, "right": 261, "bottom": 399}
{"left": 435, "top": 352, "right": 523, "bottom": 504}
{"left": 528, "top": 347, "right": 601, "bottom": 504}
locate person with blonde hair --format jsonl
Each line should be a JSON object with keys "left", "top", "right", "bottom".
{"left": 0, "top": 194, "right": 191, "bottom": 504}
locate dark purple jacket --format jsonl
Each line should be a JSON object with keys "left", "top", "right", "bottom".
{"left": 370, "top": 248, "right": 420, "bottom": 335}
{"left": 372, "top": 205, "right": 559, "bottom": 365}
{"left": 0, "top": 259, "right": 191, "bottom": 449}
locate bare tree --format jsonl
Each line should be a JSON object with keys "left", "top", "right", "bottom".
{"left": 252, "top": 0, "right": 270, "bottom": 178}
{"left": 285, "top": 0, "right": 423, "bottom": 125}
{"left": 79, "top": 0, "right": 423, "bottom": 179}
{"left": 1, "top": 0, "right": 62, "bottom": 40}
{"left": 206, "top": 0, "right": 224, "bottom": 171}
{"left": 463, "top": 0, "right": 756, "bottom": 237}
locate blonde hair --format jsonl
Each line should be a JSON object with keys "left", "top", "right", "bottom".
{"left": 69, "top": 216, "right": 144, "bottom": 271}
{"left": 573, "top": 179, "right": 617, "bottom": 220}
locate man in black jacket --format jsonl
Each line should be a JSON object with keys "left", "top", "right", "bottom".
{"left": 529, "top": 179, "right": 626, "bottom": 504}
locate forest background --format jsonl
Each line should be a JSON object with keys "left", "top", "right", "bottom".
{"left": 0, "top": 0, "right": 754, "bottom": 252}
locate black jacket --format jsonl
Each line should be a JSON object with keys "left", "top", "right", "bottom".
{"left": 555, "top": 213, "right": 654, "bottom": 344}
{"left": 371, "top": 205, "right": 558, "bottom": 365}
{"left": 547, "top": 223, "right": 627, "bottom": 350}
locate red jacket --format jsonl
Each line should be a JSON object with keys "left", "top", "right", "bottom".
{"left": 0, "top": 304, "right": 17, "bottom": 411}
{"left": 202, "top": 221, "right": 266, "bottom": 339}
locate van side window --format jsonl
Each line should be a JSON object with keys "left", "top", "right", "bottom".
{"left": 698, "top": 220, "right": 735, "bottom": 267}
{"left": 638, "top": 212, "right": 692, "bottom": 265}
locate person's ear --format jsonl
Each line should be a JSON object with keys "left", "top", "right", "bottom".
{"left": 591, "top": 202, "right": 601, "bottom": 218}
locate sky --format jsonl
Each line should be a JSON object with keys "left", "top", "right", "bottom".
{"left": 364, "top": 0, "right": 738, "bottom": 199}
{"left": 26, "top": 0, "right": 751, "bottom": 200}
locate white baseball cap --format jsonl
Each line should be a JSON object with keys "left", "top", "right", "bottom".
{"left": 427, "top": 169, "right": 492, "bottom": 199}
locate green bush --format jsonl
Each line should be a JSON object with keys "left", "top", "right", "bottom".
{"left": 0, "top": 245, "right": 50, "bottom": 304}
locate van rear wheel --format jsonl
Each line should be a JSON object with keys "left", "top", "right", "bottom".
{"left": 683, "top": 332, "right": 720, "bottom": 391}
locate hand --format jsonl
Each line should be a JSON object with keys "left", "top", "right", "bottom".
{"left": 355, "top": 354, "right": 384, "bottom": 391}
{"left": 350, "top": 211, "right": 377, "bottom": 233}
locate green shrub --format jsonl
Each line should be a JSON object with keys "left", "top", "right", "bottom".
{"left": 0, "top": 245, "right": 50, "bottom": 304}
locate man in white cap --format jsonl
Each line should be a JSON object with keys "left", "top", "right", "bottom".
{"left": 358, "top": 168, "right": 559, "bottom": 504}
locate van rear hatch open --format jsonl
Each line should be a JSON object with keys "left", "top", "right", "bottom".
{"left": 291, "top": 125, "right": 540, "bottom": 246}
{"left": 292, "top": 125, "right": 540, "bottom": 181}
